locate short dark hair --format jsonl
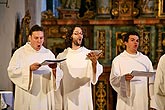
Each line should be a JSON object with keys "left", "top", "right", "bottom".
{"left": 124, "top": 31, "right": 140, "bottom": 42}
{"left": 29, "top": 24, "right": 44, "bottom": 36}
{"left": 65, "top": 25, "right": 85, "bottom": 48}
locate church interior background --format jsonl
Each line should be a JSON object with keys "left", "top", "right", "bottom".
{"left": 1, "top": 0, "right": 165, "bottom": 110}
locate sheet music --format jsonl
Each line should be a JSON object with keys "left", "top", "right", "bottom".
{"left": 91, "top": 50, "right": 102, "bottom": 55}
{"left": 41, "top": 58, "right": 66, "bottom": 65}
{"left": 131, "top": 71, "right": 155, "bottom": 77}
{"left": 0, "top": 90, "right": 12, "bottom": 94}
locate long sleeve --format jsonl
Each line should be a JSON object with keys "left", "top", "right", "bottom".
{"left": 52, "top": 65, "right": 63, "bottom": 91}
{"left": 90, "top": 61, "right": 103, "bottom": 85}
{"left": 110, "top": 58, "right": 122, "bottom": 95}
{"left": 7, "top": 49, "right": 32, "bottom": 91}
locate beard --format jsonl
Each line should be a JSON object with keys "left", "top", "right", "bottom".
{"left": 73, "top": 39, "right": 82, "bottom": 46}
{"left": 74, "top": 41, "right": 81, "bottom": 46}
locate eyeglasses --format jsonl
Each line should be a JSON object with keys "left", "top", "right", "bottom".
{"left": 73, "top": 32, "right": 83, "bottom": 35}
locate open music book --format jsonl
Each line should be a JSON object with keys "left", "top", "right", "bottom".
{"left": 121, "top": 71, "right": 156, "bottom": 97}
{"left": 91, "top": 50, "right": 102, "bottom": 55}
{"left": 41, "top": 58, "right": 66, "bottom": 65}
{"left": 131, "top": 71, "right": 156, "bottom": 77}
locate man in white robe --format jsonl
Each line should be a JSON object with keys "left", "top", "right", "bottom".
{"left": 110, "top": 31, "right": 157, "bottom": 110}
{"left": 7, "top": 25, "right": 63, "bottom": 110}
{"left": 154, "top": 54, "right": 165, "bottom": 110}
{"left": 57, "top": 26, "right": 103, "bottom": 110}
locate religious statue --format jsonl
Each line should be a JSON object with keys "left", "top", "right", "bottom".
{"left": 61, "top": 0, "right": 81, "bottom": 9}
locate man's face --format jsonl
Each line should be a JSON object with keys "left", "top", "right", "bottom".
{"left": 29, "top": 31, "right": 44, "bottom": 51}
{"left": 124, "top": 35, "right": 139, "bottom": 54}
{"left": 72, "top": 27, "right": 83, "bottom": 46}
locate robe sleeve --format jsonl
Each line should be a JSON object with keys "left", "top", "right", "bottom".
{"left": 51, "top": 65, "right": 63, "bottom": 91}
{"left": 110, "top": 58, "right": 130, "bottom": 98}
{"left": 7, "top": 50, "right": 32, "bottom": 91}
{"left": 110, "top": 59, "right": 122, "bottom": 95}
{"left": 91, "top": 61, "right": 103, "bottom": 85}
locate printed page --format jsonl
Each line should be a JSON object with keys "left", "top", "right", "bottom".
{"left": 91, "top": 50, "right": 102, "bottom": 55}
{"left": 131, "top": 71, "right": 155, "bottom": 77}
{"left": 41, "top": 58, "right": 66, "bottom": 65}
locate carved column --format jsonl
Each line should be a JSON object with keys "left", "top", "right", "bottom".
{"left": 137, "top": 24, "right": 144, "bottom": 52}
{"left": 155, "top": 24, "right": 163, "bottom": 68}
{"left": 96, "top": 30, "right": 106, "bottom": 58}
{"left": 150, "top": 26, "right": 156, "bottom": 64}
{"left": 142, "top": 32, "right": 150, "bottom": 56}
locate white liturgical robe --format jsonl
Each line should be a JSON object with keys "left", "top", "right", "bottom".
{"left": 57, "top": 47, "right": 103, "bottom": 110}
{"left": 110, "top": 50, "right": 156, "bottom": 110}
{"left": 7, "top": 43, "right": 63, "bottom": 110}
{"left": 154, "top": 54, "right": 165, "bottom": 110}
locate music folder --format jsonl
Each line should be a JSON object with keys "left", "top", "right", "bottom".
{"left": 41, "top": 58, "right": 66, "bottom": 65}
{"left": 131, "top": 71, "right": 155, "bottom": 77}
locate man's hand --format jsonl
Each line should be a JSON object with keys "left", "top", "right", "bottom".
{"left": 87, "top": 51, "right": 102, "bottom": 64}
{"left": 87, "top": 51, "right": 102, "bottom": 74}
{"left": 125, "top": 74, "right": 134, "bottom": 81}
{"left": 48, "top": 63, "right": 57, "bottom": 78}
{"left": 48, "top": 63, "right": 57, "bottom": 69}
{"left": 30, "top": 63, "right": 41, "bottom": 71}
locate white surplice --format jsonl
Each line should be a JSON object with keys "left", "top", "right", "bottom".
{"left": 57, "top": 47, "right": 103, "bottom": 110}
{"left": 154, "top": 54, "right": 165, "bottom": 110}
{"left": 7, "top": 43, "right": 63, "bottom": 110}
{"left": 110, "top": 50, "right": 156, "bottom": 110}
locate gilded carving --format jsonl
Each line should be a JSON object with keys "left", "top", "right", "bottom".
{"left": 79, "top": 0, "right": 96, "bottom": 19}
{"left": 60, "top": 26, "right": 68, "bottom": 39}
{"left": 158, "top": 0, "right": 165, "bottom": 17}
{"left": 64, "top": 0, "right": 81, "bottom": 9}
{"left": 132, "top": 7, "right": 140, "bottom": 17}
{"left": 136, "top": 25, "right": 151, "bottom": 55}
{"left": 97, "top": 30, "right": 106, "bottom": 58}
{"left": 116, "top": 39, "right": 125, "bottom": 53}
{"left": 49, "top": 27, "right": 59, "bottom": 35}
{"left": 19, "top": 10, "right": 31, "bottom": 47}
{"left": 111, "top": 8, "right": 119, "bottom": 17}
{"left": 141, "top": 32, "right": 150, "bottom": 55}
{"left": 78, "top": 10, "right": 95, "bottom": 19}
{"left": 41, "top": 10, "right": 56, "bottom": 20}
{"left": 141, "top": 0, "right": 155, "bottom": 13}
{"left": 111, "top": 1, "right": 119, "bottom": 17}
{"left": 136, "top": 25, "right": 144, "bottom": 52}
{"left": 96, "top": 0, "right": 110, "bottom": 15}
{"left": 96, "top": 82, "right": 107, "bottom": 110}
{"left": 156, "top": 24, "right": 163, "bottom": 57}
{"left": 120, "top": 2, "right": 130, "bottom": 14}
{"left": 116, "top": 32, "right": 126, "bottom": 55}
{"left": 162, "top": 34, "right": 165, "bottom": 46}
{"left": 97, "top": 7, "right": 110, "bottom": 15}
{"left": 111, "top": 1, "right": 139, "bottom": 19}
